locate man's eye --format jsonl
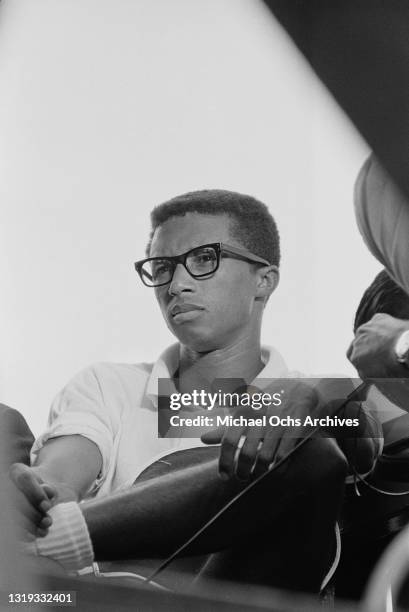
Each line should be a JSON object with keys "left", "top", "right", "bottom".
{"left": 195, "top": 254, "right": 213, "bottom": 263}
{"left": 191, "top": 250, "right": 216, "bottom": 265}
{"left": 152, "top": 261, "right": 172, "bottom": 278}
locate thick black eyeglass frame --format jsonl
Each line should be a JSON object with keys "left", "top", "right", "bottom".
{"left": 134, "top": 242, "right": 271, "bottom": 287}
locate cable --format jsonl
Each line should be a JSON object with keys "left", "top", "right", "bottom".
{"left": 351, "top": 399, "right": 409, "bottom": 497}
{"left": 94, "top": 563, "right": 170, "bottom": 590}
{"left": 353, "top": 469, "right": 409, "bottom": 497}
{"left": 77, "top": 562, "right": 171, "bottom": 590}
{"left": 320, "top": 522, "right": 341, "bottom": 591}
{"left": 145, "top": 382, "right": 369, "bottom": 584}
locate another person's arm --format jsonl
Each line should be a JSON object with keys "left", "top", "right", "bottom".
{"left": 347, "top": 313, "right": 409, "bottom": 379}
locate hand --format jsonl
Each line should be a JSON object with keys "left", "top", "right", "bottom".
{"left": 8, "top": 463, "right": 57, "bottom": 541}
{"left": 201, "top": 380, "right": 323, "bottom": 482}
{"left": 347, "top": 313, "right": 409, "bottom": 378}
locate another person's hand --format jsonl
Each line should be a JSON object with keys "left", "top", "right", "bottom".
{"left": 347, "top": 313, "right": 409, "bottom": 378}
{"left": 201, "top": 381, "right": 323, "bottom": 481}
{"left": 8, "top": 463, "right": 57, "bottom": 540}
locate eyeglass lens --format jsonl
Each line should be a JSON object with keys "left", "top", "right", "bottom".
{"left": 142, "top": 246, "right": 218, "bottom": 286}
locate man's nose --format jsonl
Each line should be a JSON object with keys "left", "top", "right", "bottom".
{"left": 168, "top": 263, "right": 194, "bottom": 296}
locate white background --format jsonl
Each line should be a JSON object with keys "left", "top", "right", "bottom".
{"left": 0, "top": 0, "right": 380, "bottom": 435}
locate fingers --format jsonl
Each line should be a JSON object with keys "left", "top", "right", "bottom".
{"left": 219, "top": 424, "right": 283, "bottom": 481}
{"left": 218, "top": 426, "right": 245, "bottom": 480}
{"left": 9, "top": 484, "right": 49, "bottom": 539}
{"left": 235, "top": 425, "right": 264, "bottom": 481}
{"left": 214, "top": 382, "right": 323, "bottom": 482}
{"left": 200, "top": 427, "right": 224, "bottom": 445}
{"left": 252, "top": 425, "right": 285, "bottom": 478}
{"left": 41, "top": 483, "right": 58, "bottom": 504}
{"left": 251, "top": 384, "right": 317, "bottom": 477}
{"left": 9, "top": 464, "right": 49, "bottom": 510}
{"left": 8, "top": 463, "right": 53, "bottom": 539}
{"left": 212, "top": 381, "right": 373, "bottom": 484}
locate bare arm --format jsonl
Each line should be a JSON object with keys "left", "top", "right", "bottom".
{"left": 31, "top": 435, "right": 102, "bottom": 502}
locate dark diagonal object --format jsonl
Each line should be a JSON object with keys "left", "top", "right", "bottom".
{"left": 264, "top": 0, "right": 409, "bottom": 199}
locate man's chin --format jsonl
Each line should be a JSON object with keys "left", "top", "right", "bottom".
{"left": 171, "top": 326, "right": 220, "bottom": 353}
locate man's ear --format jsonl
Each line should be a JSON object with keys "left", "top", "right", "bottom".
{"left": 255, "top": 265, "right": 279, "bottom": 300}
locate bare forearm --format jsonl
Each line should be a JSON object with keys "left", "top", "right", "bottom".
{"left": 32, "top": 436, "right": 102, "bottom": 502}
{"left": 30, "top": 466, "right": 79, "bottom": 502}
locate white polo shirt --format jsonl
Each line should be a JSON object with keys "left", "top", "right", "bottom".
{"left": 30, "top": 344, "right": 289, "bottom": 499}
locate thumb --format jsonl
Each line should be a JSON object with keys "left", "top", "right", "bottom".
{"left": 201, "top": 427, "right": 224, "bottom": 444}
{"left": 41, "top": 483, "right": 58, "bottom": 502}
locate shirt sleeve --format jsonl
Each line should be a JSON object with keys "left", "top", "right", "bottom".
{"left": 354, "top": 154, "right": 409, "bottom": 294}
{"left": 30, "top": 365, "right": 117, "bottom": 493}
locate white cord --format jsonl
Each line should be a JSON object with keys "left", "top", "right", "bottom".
{"left": 76, "top": 562, "right": 171, "bottom": 591}
{"left": 320, "top": 522, "right": 341, "bottom": 591}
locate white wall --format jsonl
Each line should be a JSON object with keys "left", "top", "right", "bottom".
{"left": 0, "top": 0, "right": 380, "bottom": 435}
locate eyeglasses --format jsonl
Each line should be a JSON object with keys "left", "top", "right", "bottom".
{"left": 134, "top": 242, "right": 271, "bottom": 287}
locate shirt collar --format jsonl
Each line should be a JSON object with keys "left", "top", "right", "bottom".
{"left": 146, "top": 344, "right": 180, "bottom": 407}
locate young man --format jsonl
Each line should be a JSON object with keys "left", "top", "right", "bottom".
{"left": 10, "top": 190, "right": 362, "bottom": 593}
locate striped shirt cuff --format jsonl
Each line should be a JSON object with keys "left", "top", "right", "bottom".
{"left": 34, "top": 502, "right": 94, "bottom": 571}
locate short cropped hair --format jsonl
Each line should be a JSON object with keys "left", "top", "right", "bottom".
{"left": 146, "top": 189, "right": 280, "bottom": 266}
{"left": 354, "top": 269, "right": 409, "bottom": 333}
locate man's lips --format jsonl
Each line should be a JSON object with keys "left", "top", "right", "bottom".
{"left": 169, "top": 303, "right": 204, "bottom": 317}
